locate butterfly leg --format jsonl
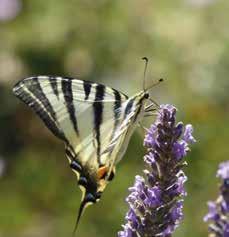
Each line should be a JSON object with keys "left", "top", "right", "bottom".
{"left": 145, "top": 101, "right": 163, "bottom": 117}
{"left": 138, "top": 122, "right": 149, "bottom": 132}
{"left": 145, "top": 102, "right": 156, "bottom": 111}
{"left": 145, "top": 101, "right": 159, "bottom": 113}
{"left": 149, "top": 98, "right": 160, "bottom": 108}
{"left": 144, "top": 111, "right": 158, "bottom": 117}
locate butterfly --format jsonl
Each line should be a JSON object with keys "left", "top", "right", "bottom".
{"left": 12, "top": 58, "right": 162, "bottom": 235}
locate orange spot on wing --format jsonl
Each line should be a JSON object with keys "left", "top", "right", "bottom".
{"left": 97, "top": 166, "right": 108, "bottom": 180}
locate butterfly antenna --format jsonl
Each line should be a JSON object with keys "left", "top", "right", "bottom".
{"left": 145, "top": 78, "right": 164, "bottom": 109}
{"left": 146, "top": 78, "right": 164, "bottom": 91}
{"left": 72, "top": 199, "right": 87, "bottom": 236}
{"left": 142, "top": 57, "right": 149, "bottom": 91}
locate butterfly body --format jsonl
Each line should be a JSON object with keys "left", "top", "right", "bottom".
{"left": 12, "top": 76, "right": 154, "bottom": 231}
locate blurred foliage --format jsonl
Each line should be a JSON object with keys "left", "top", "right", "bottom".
{"left": 1, "top": 0, "right": 229, "bottom": 236}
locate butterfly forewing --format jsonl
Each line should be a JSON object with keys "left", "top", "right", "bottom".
{"left": 13, "top": 76, "right": 129, "bottom": 165}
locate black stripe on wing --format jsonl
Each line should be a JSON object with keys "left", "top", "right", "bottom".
{"left": 83, "top": 81, "right": 91, "bottom": 100}
{"left": 12, "top": 78, "right": 66, "bottom": 141}
{"left": 108, "top": 90, "right": 122, "bottom": 144}
{"left": 124, "top": 98, "right": 134, "bottom": 118}
{"left": 133, "top": 96, "right": 145, "bottom": 122}
{"left": 49, "top": 76, "right": 59, "bottom": 99}
{"left": 93, "top": 84, "right": 105, "bottom": 164}
{"left": 61, "top": 79, "right": 79, "bottom": 135}
{"left": 31, "top": 77, "right": 57, "bottom": 121}
{"left": 114, "top": 90, "right": 122, "bottom": 121}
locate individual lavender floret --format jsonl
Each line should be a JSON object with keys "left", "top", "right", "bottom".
{"left": 118, "top": 104, "right": 196, "bottom": 237}
{"left": 204, "top": 161, "right": 229, "bottom": 237}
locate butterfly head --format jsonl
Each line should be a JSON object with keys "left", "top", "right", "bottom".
{"left": 143, "top": 92, "right": 150, "bottom": 99}
{"left": 133, "top": 90, "right": 150, "bottom": 104}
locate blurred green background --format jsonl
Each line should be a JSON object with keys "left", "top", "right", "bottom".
{"left": 0, "top": 0, "right": 229, "bottom": 236}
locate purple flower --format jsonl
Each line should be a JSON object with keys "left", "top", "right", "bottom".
{"left": 204, "top": 202, "right": 220, "bottom": 222}
{"left": 217, "top": 161, "right": 229, "bottom": 180}
{"left": 183, "top": 124, "right": 196, "bottom": 144}
{"left": 0, "top": 0, "right": 21, "bottom": 22}
{"left": 204, "top": 161, "right": 229, "bottom": 237}
{"left": 118, "top": 104, "right": 196, "bottom": 237}
{"left": 224, "top": 224, "right": 229, "bottom": 237}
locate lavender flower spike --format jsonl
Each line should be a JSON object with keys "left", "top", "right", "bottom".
{"left": 204, "top": 161, "right": 229, "bottom": 237}
{"left": 118, "top": 104, "right": 196, "bottom": 237}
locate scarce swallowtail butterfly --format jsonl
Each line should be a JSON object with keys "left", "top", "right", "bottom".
{"left": 12, "top": 58, "right": 162, "bottom": 235}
